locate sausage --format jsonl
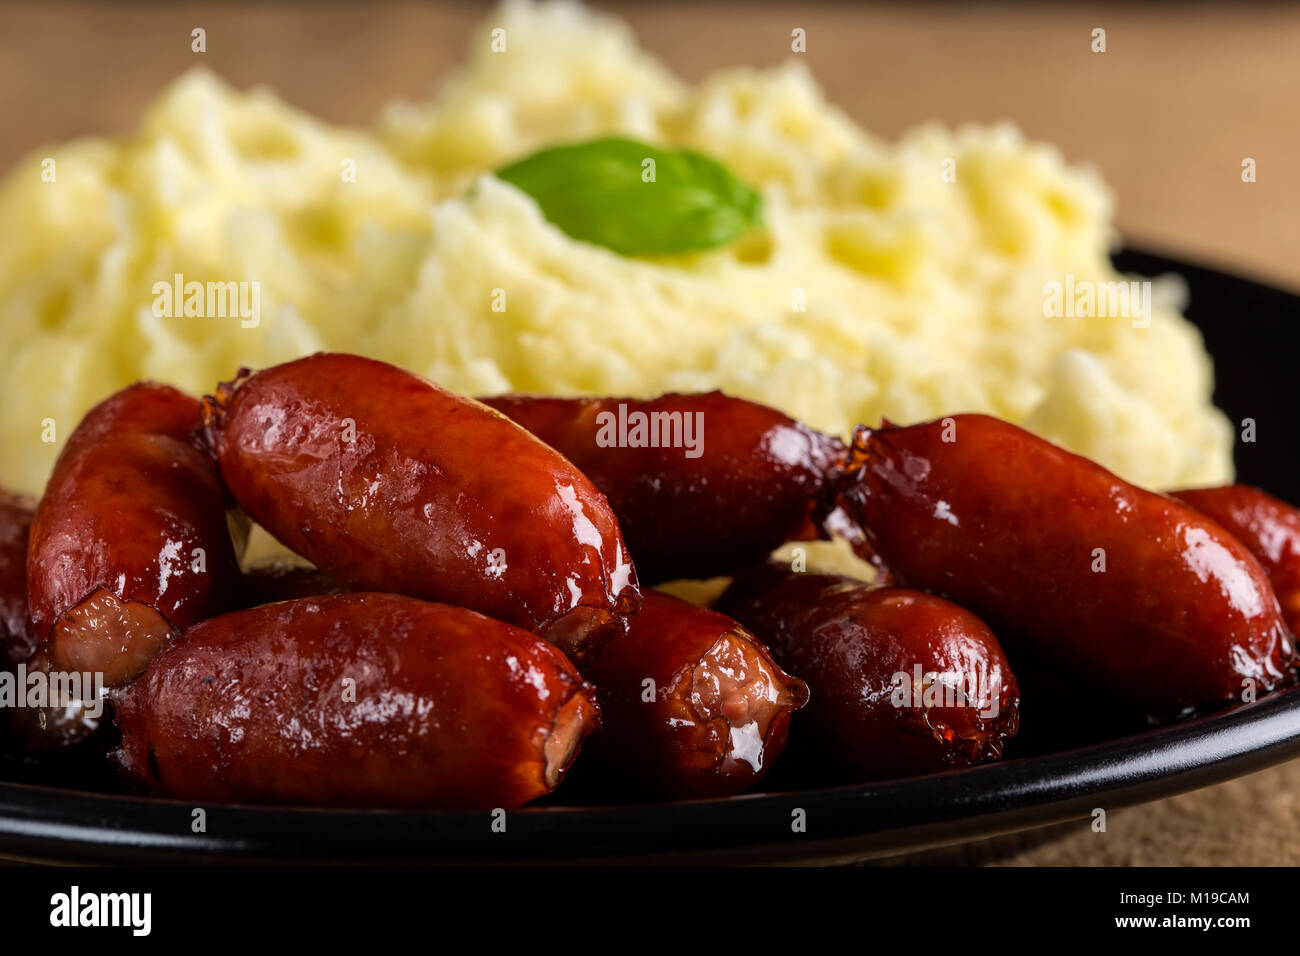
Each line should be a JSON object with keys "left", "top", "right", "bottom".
{"left": 27, "top": 383, "right": 243, "bottom": 688}
{"left": 0, "top": 492, "right": 110, "bottom": 754}
{"left": 0, "top": 491, "right": 48, "bottom": 752}
{"left": 717, "top": 565, "right": 1019, "bottom": 781}
{"left": 577, "top": 590, "right": 807, "bottom": 799}
{"left": 838, "top": 414, "right": 1297, "bottom": 715}
{"left": 480, "top": 392, "right": 846, "bottom": 583}
{"left": 200, "top": 355, "right": 640, "bottom": 664}
{"left": 111, "top": 592, "right": 600, "bottom": 809}
{"left": 239, "top": 562, "right": 345, "bottom": 609}
{"left": 1173, "top": 485, "right": 1300, "bottom": 636}
{"left": 0, "top": 491, "right": 36, "bottom": 670}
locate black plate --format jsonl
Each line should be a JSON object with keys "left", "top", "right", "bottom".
{"left": 2, "top": 248, "right": 1299, "bottom": 865}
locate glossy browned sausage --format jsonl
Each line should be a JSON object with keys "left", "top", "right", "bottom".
{"left": 717, "top": 565, "right": 1019, "bottom": 781}
{"left": 200, "top": 355, "right": 640, "bottom": 664}
{"left": 27, "top": 383, "right": 242, "bottom": 687}
{"left": 2, "top": 493, "right": 109, "bottom": 754}
{"left": 839, "top": 414, "right": 1297, "bottom": 715}
{"left": 3, "top": 491, "right": 110, "bottom": 756}
{"left": 0, "top": 491, "right": 36, "bottom": 670}
{"left": 480, "top": 393, "right": 846, "bottom": 583}
{"left": 577, "top": 590, "right": 807, "bottom": 799}
{"left": 112, "top": 592, "right": 601, "bottom": 809}
{"left": 1173, "top": 485, "right": 1300, "bottom": 636}
{"left": 0, "top": 493, "right": 74, "bottom": 755}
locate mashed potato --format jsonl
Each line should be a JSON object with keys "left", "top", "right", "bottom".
{"left": 0, "top": 0, "right": 1232, "bottom": 499}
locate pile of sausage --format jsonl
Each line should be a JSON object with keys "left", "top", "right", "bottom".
{"left": 2, "top": 352, "right": 1299, "bottom": 810}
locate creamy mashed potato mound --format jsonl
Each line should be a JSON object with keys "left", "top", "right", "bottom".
{"left": 0, "top": 0, "right": 1232, "bottom": 499}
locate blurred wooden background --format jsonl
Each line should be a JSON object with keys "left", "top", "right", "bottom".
{"left": 2, "top": 0, "right": 1299, "bottom": 865}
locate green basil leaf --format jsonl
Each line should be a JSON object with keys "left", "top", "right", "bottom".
{"left": 496, "top": 137, "right": 763, "bottom": 256}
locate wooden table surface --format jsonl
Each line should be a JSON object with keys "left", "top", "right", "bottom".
{"left": 2, "top": 1, "right": 1299, "bottom": 865}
